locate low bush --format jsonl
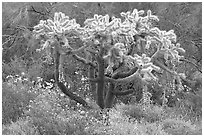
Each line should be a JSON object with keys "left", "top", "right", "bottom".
{"left": 2, "top": 118, "right": 39, "bottom": 135}
{"left": 162, "top": 118, "right": 201, "bottom": 135}
{"left": 117, "top": 103, "right": 164, "bottom": 123}
{"left": 2, "top": 78, "right": 36, "bottom": 124}
{"left": 2, "top": 78, "right": 201, "bottom": 135}
{"left": 23, "top": 87, "right": 102, "bottom": 135}
{"left": 3, "top": 99, "right": 202, "bottom": 135}
{"left": 86, "top": 106, "right": 167, "bottom": 135}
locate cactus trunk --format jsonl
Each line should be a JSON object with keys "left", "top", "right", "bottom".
{"left": 89, "top": 64, "right": 96, "bottom": 100}
{"left": 105, "top": 82, "right": 115, "bottom": 108}
{"left": 54, "top": 46, "right": 90, "bottom": 108}
{"left": 96, "top": 57, "right": 105, "bottom": 109}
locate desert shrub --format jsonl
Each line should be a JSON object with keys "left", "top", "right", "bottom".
{"left": 161, "top": 102, "right": 202, "bottom": 135}
{"left": 26, "top": 59, "right": 46, "bottom": 82}
{"left": 85, "top": 107, "right": 138, "bottom": 135}
{"left": 162, "top": 118, "right": 201, "bottom": 135}
{"left": 23, "top": 87, "right": 101, "bottom": 135}
{"left": 86, "top": 105, "right": 167, "bottom": 135}
{"left": 3, "top": 97, "right": 201, "bottom": 135}
{"left": 117, "top": 103, "right": 164, "bottom": 123}
{"left": 2, "top": 57, "right": 27, "bottom": 81}
{"left": 137, "top": 122, "right": 167, "bottom": 135}
{"left": 163, "top": 92, "right": 202, "bottom": 122}
{"left": 2, "top": 117, "right": 39, "bottom": 135}
{"left": 2, "top": 76, "right": 36, "bottom": 124}
{"left": 24, "top": 88, "right": 69, "bottom": 134}
{"left": 178, "top": 92, "right": 202, "bottom": 116}
{"left": 2, "top": 84, "right": 24, "bottom": 124}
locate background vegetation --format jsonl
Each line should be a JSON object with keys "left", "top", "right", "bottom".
{"left": 2, "top": 2, "right": 202, "bottom": 135}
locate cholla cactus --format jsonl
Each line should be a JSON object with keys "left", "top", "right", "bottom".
{"left": 104, "top": 43, "right": 127, "bottom": 74}
{"left": 33, "top": 12, "right": 83, "bottom": 84}
{"left": 32, "top": 9, "right": 186, "bottom": 109}
{"left": 147, "top": 27, "right": 185, "bottom": 63}
{"left": 81, "top": 9, "right": 159, "bottom": 46}
{"left": 33, "top": 12, "right": 80, "bottom": 38}
{"left": 33, "top": 12, "right": 82, "bottom": 54}
{"left": 124, "top": 53, "right": 161, "bottom": 82}
{"left": 82, "top": 9, "right": 164, "bottom": 77}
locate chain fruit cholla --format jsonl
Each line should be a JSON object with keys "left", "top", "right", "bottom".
{"left": 33, "top": 9, "right": 185, "bottom": 109}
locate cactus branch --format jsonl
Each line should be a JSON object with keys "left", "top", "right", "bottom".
{"left": 63, "top": 44, "right": 89, "bottom": 55}
{"left": 112, "top": 89, "right": 134, "bottom": 96}
{"left": 72, "top": 54, "right": 96, "bottom": 68}
{"left": 112, "top": 66, "right": 138, "bottom": 79}
{"left": 150, "top": 46, "right": 160, "bottom": 59}
{"left": 104, "top": 76, "right": 116, "bottom": 82}
{"left": 180, "top": 58, "right": 202, "bottom": 73}
{"left": 57, "top": 82, "right": 91, "bottom": 108}
{"left": 153, "top": 59, "right": 176, "bottom": 75}
{"left": 115, "top": 68, "right": 142, "bottom": 83}
{"left": 54, "top": 44, "right": 90, "bottom": 108}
